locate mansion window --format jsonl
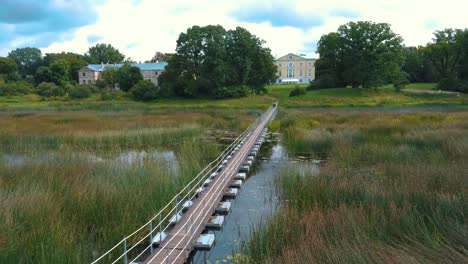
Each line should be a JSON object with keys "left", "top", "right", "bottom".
{"left": 308, "top": 69, "right": 312, "bottom": 76}
{"left": 279, "top": 71, "right": 282, "bottom": 77}
{"left": 289, "top": 55, "right": 292, "bottom": 60}
{"left": 299, "top": 70, "right": 303, "bottom": 76}
{"left": 82, "top": 72, "right": 85, "bottom": 76}
{"left": 287, "top": 69, "right": 294, "bottom": 78}
{"left": 288, "top": 62, "right": 294, "bottom": 68}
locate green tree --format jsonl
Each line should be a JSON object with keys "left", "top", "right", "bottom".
{"left": 315, "top": 21, "right": 404, "bottom": 89}
{"left": 84, "top": 44, "right": 125, "bottom": 64}
{"left": 338, "top": 21, "right": 404, "bottom": 88}
{"left": 425, "top": 29, "right": 464, "bottom": 80}
{"left": 100, "top": 67, "right": 118, "bottom": 90}
{"left": 160, "top": 25, "right": 276, "bottom": 97}
{"left": 49, "top": 59, "right": 72, "bottom": 85}
{"left": 315, "top": 32, "right": 344, "bottom": 88}
{"left": 148, "top": 52, "right": 174, "bottom": 63}
{"left": 130, "top": 80, "right": 159, "bottom": 101}
{"left": 7, "top": 47, "right": 43, "bottom": 77}
{"left": 117, "top": 64, "right": 143, "bottom": 91}
{"left": 43, "top": 52, "right": 87, "bottom": 82}
{"left": 401, "top": 46, "right": 436, "bottom": 83}
{"left": 0, "top": 57, "right": 19, "bottom": 82}
{"left": 34, "top": 66, "right": 53, "bottom": 84}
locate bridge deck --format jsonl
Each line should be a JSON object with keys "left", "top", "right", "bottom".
{"left": 143, "top": 108, "right": 275, "bottom": 264}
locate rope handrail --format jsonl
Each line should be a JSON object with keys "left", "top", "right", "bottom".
{"left": 91, "top": 107, "right": 273, "bottom": 264}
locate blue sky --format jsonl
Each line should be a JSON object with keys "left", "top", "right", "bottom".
{"left": 1, "top": 0, "right": 467, "bottom": 60}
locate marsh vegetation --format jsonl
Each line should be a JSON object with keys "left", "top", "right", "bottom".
{"left": 0, "top": 110, "right": 257, "bottom": 263}
{"left": 245, "top": 110, "right": 468, "bottom": 263}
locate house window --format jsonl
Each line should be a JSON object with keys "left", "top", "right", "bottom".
{"left": 288, "top": 55, "right": 292, "bottom": 60}
{"left": 300, "top": 70, "right": 303, "bottom": 76}
{"left": 287, "top": 69, "right": 294, "bottom": 78}
{"left": 288, "top": 62, "right": 293, "bottom": 68}
{"left": 300, "top": 79, "right": 302, "bottom": 83}
{"left": 82, "top": 72, "right": 85, "bottom": 77}
{"left": 279, "top": 71, "right": 282, "bottom": 77}
{"left": 279, "top": 63, "right": 282, "bottom": 67}
{"left": 309, "top": 69, "right": 312, "bottom": 77}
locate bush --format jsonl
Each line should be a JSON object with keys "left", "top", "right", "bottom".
{"left": 130, "top": 80, "right": 159, "bottom": 101}
{"left": 36, "top": 82, "right": 65, "bottom": 97}
{"left": 438, "top": 77, "right": 468, "bottom": 93}
{"left": 289, "top": 86, "right": 306, "bottom": 97}
{"left": 69, "top": 85, "right": 92, "bottom": 99}
{"left": 0, "top": 81, "right": 33, "bottom": 96}
{"left": 213, "top": 85, "right": 248, "bottom": 98}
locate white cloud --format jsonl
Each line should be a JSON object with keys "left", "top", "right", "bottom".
{"left": 32, "top": 0, "right": 468, "bottom": 61}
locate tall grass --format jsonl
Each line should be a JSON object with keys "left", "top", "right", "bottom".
{"left": 0, "top": 110, "right": 257, "bottom": 263}
{"left": 244, "top": 110, "right": 468, "bottom": 263}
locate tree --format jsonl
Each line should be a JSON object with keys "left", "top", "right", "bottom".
{"left": 148, "top": 52, "right": 174, "bottom": 63}
{"left": 315, "top": 32, "right": 344, "bottom": 88}
{"left": 7, "top": 47, "right": 43, "bottom": 77}
{"left": 425, "top": 29, "right": 464, "bottom": 80}
{"left": 314, "top": 21, "right": 404, "bottom": 89}
{"left": 160, "top": 25, "right": 276, "bottom": 98}
{"left": 117, "top": 64, "right": 143, "bottom": 91}
{"left": 34, "top": 66, "right": 53, "bottom": 84}
{"left": 0, "top": 57, "right": 19, "bottom": 82}
{"left": 84, "top": 44, "right": 125, "bottom": 64}
{"left": 338, "top": 21, "right": 404, "bottom": 88}
{"left": 43, "top": 52, "right": 87, "bottom": 82}
{"left": 130, "top": 80, "right": 159, "bottom": 101}
{"left": 49, "top": 59, "right": 72, "bottom": 85}
{"left": 100, "top": 67, "right": 118, "bottom": 90}
{"left": 401, "top": 46, "right": 436, "bottom": 83}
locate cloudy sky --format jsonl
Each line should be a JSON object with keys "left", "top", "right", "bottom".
{"left": 1, "top": 0, "right": 467, "bottom": 61}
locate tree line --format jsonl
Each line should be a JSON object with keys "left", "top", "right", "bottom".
{"left": 0, "top": 25, "right": 276, "bottom": 100}
{"left": 313, "top": 21, "right": 468, "bottom": 93}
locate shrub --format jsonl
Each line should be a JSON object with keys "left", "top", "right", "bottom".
{"left": 213, "top": 85, "right": 248, "bottom": 98}
{"left": 0, "top": 81, "right": 33, "bottom": 96}
{"left": 36, "top": 82, "right": 65, "bottom": 97}
{"left": 438, "top": 77, "right": 468, "bottom": 93}
{"left": 69, "top": 85, "right": 92, "bottom": 99}
{"left": 130, "top": 80, "right": 159, "bottom": 101}
{"left": 289, "top": 86, "right": 306, "bottom": 97}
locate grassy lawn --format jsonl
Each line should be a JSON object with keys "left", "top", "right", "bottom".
{"left": 244, "top": 109, "right": 468, "bottom": 263}
{"left": 269, "top": 84, "right": 466, "bottom": 108}
{"left": 0, "top": 83, "right": 465, "bottom": 112}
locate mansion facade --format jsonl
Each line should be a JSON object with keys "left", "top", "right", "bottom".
{"left": 78, "top": 62, "right": 168, "bottom": 86}
{"left": 274, "top": 53, "right": 316, "bottom": 84}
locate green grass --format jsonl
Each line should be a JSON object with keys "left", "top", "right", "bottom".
{"left": 0, "top": 83, "right": 465, "bottom": 112}
{"left": 243, "top": 110, "right": 468, "bottom": 263}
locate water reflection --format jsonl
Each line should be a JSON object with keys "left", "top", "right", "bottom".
{"left": 1, "top": 150, "right": 178, "bottom": 172}
{"left": 191, "top": 135, "right": 321, "bottom": 264}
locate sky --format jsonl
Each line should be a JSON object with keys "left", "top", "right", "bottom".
{"left": 1, "top": 0, "right": 467, "bottom": 61}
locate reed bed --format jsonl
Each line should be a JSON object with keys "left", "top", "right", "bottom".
{"left": 245, "top": 110, "right": 468, "bottom": 263}
{"left": 0, "top": 110, "right": 256, "bottom": 263}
